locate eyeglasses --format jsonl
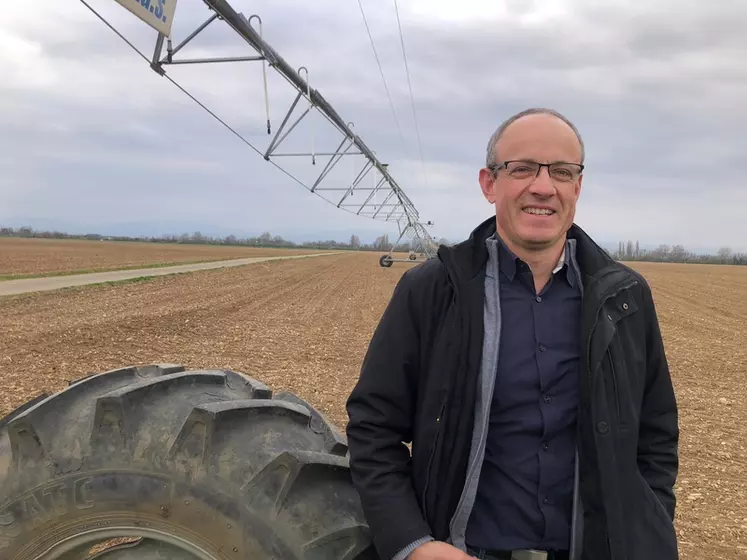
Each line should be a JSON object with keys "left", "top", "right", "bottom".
{"left": 488, "top": 160, "right": 584, "bottom": 183}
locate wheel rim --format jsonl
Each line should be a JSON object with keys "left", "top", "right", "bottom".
{"left": 36, "top": 527, "right": 218, "bottom": 560}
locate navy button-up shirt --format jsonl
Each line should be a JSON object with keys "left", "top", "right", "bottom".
{"left": 466, "top": 235, "right": 582, "bottom": 551}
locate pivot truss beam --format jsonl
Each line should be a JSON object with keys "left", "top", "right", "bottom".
{"left": 82, "top": 0, "right": 435, "bottom": 248}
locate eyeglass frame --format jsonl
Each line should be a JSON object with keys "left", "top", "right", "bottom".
{"left": 487, "top": 160, "right": 585, "bottom": 182}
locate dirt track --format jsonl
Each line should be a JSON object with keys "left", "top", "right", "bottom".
{"left": 0, "top": 254, "right": 745, "bottom": 559}
{"left": 0, "top": 252, "right": 337, "bottom": 296}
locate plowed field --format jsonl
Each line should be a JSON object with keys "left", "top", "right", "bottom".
{"left": 0, "top": 253, "right": 745, "bottom": 559}
{"left": 0, "top": 237, "right": 326, "bottom": 277}
{"left": 624, "top": 261, "right": 747, "bottom": 559}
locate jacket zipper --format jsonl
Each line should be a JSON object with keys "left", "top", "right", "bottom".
{"left": 607, "top": 350, "right": 621, "bottom": 424}
{"left": 421, "top": 398, "right": 447, "bottom": 520}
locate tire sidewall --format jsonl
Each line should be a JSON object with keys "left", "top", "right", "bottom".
{"left": 1, "top": 470, "right": 296, "bottom": 560}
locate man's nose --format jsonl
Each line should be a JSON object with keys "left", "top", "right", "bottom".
{"left": 528, "top": 167, "right": 556, "bottom": 196}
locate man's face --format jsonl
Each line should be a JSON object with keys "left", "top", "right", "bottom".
{"left": 479, "top": 114, "right": 584, "bottom": 253}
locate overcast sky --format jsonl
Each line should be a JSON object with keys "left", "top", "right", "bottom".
{"left": 1, "top": 0, "right": 745, "bottom": 251}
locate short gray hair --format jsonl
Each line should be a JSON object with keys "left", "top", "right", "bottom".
{"left": 485, "top": 107, "right": 585, "bottom": 168}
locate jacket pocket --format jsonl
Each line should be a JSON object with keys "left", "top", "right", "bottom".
{"left": 640, "top": 474, "right": 673, "bottom": 527}
{"left": 630, "top": 473, "right": 678, "bottom": 559}
{"left": 606, "top": 350, "right": 621, "bottom": 425}
{"left": 421, "top": 397, "right": 447, "bottom": 520}
{"left": 606, "top": 347, "right": 632, "bottom": 433}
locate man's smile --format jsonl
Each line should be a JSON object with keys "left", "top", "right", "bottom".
{"left": 522, "top": 206, "right": 556, "bottom": 216}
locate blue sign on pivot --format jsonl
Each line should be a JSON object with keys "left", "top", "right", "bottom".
{"left": 114, "top": 0, "right": 173, "bottom": 33}
{"left": 136, "top": 0, "right": 168, "bottom": 22}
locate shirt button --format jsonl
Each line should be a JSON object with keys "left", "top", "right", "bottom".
{"left": 539, "top": 344, "right": 547, "bottom": 352}
{"left": 543, "top": 443, "right": 549, "bottom": 451}
{"left": 536, "top": 296, "right": 542, "bottom": 303}
{"left": 597, "top": 421, "right": 609, "bottom": 434}
{"left": 543, "top": 497, "right": 549, "bottom": 504}
{"left": 543, "top": 395, "right": 551, "bottom": 404}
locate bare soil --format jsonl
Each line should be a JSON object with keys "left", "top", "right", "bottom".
{"left": 624, "top": 261, "right": 747, "bottom": 559}
{"left": 0, "top": 255, "right": 744, "bottom": 559}
{"left": 0, "top": 253, "right": 393, "bottom": 430}
{"left": 0, "top": 237, "right": 327, "bottom": 277}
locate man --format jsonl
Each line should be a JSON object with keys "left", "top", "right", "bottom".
{"left": 345, "top": 108, "right": 679, "bottom": 560}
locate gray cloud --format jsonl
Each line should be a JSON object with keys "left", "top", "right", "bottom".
{"left": 0, "top": 0, "right": 745, "bottom": 252}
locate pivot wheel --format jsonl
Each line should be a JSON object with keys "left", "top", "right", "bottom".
{"left": 379, "top": 255, "right": 393, "bottom": 267}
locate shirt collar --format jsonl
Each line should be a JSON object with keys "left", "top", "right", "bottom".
{"left": 487, "top": 233, "right": 576, "bottom": 288}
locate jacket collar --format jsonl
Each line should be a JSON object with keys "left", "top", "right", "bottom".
{"left": 436, "top": 215, "right": 496, "bottom": 284}
{"left": 438, "top": 215, "right": 618, "bottom": 286}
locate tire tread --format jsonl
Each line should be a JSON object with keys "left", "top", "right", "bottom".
{"left": 0, "top": 365, "right": 374, "bottom": 559}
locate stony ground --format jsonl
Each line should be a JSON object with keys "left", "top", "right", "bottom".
{"left": 0, "top": 253, "right": 744, "bottom": 559}
{"left": 0, "top": 237, "right": 326, "bottom": 277}
{"left": 0, "top": 253, "right": 388, "bottom": 430}
{"left": 626, "top": 261, "right": 747, "bottom": 559}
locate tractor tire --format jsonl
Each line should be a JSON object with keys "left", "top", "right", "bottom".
{"left": 378, "top": 255, "right": 392, "bottom": 268}
{"left": 0, "top": 364, "right": 376, "bottom": 560}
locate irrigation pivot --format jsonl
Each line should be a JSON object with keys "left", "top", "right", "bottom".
{"left": 81, "top": 0, "right": 439, "bottom": 266}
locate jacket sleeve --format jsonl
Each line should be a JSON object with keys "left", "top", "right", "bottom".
{"left": 345, "top": 268, "right": 434, "bottom": 559}
{"left": 392, "top": 536, "right": 435, "bottom": 560}
{"left": 637, "top": 279, "right": 679, "bottom": 520}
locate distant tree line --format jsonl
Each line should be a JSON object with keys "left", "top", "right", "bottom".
{"left": 0, "top": 225, "right": 446, "bottom": 254}
{"left": 611, "top": 239, "right": 747, "bottom": 266}
{"left": 3, "top": 226, "right": 743, "bottom": 264}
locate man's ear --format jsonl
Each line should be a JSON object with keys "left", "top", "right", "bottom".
{"left": 479, "top": 168, "right": 496, "bottom": 203}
